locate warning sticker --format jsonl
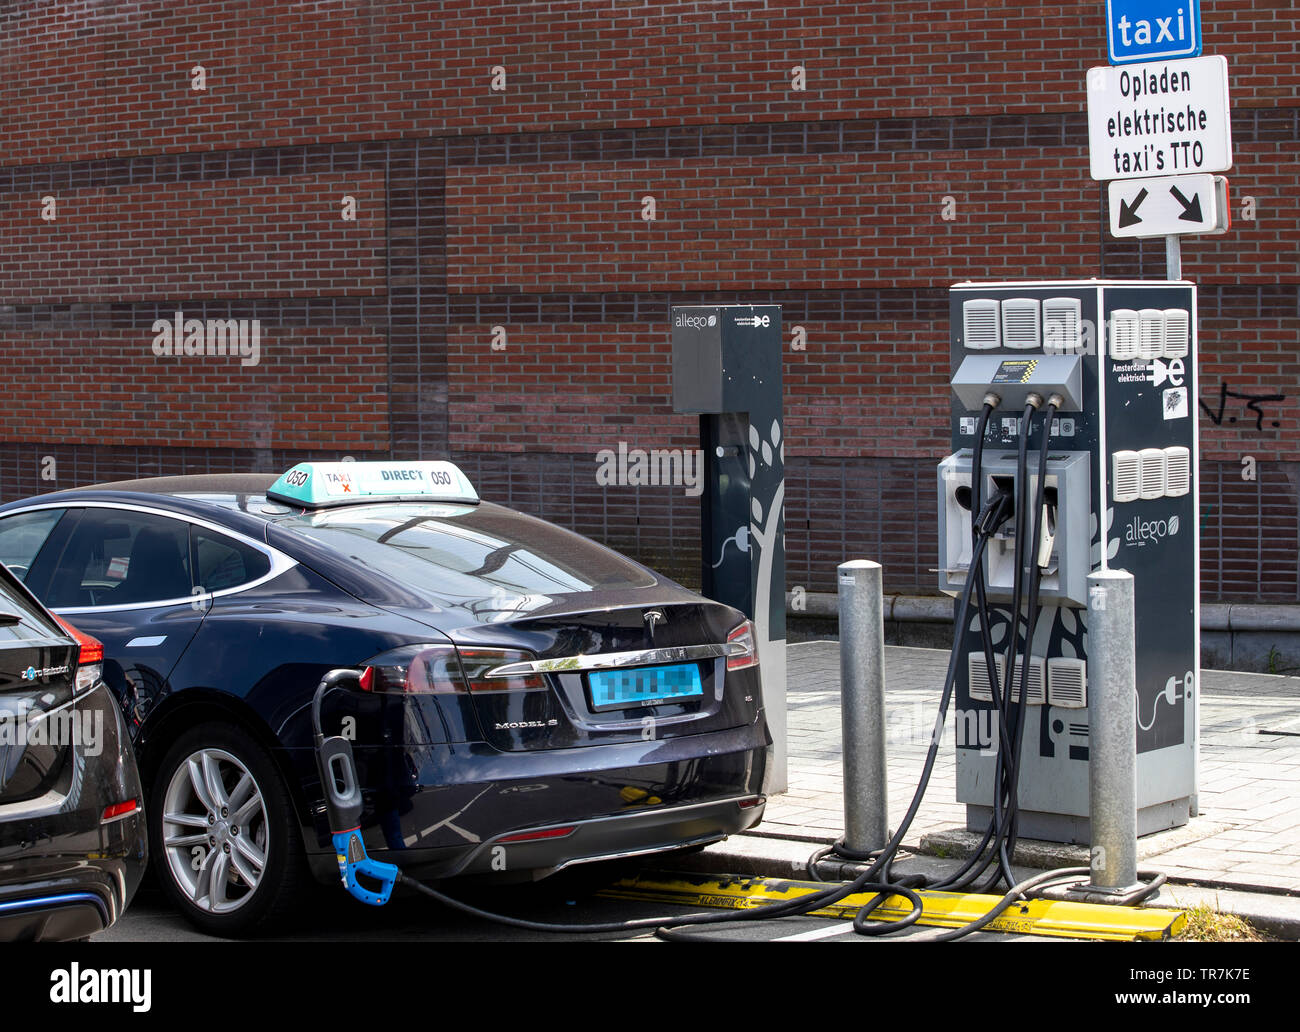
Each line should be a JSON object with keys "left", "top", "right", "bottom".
{"left": 991, "top": 359, "right": 1038, "bottom": 385}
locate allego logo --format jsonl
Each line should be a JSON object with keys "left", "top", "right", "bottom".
{"left": 1125, "top": 513, "right": 1181, "bottom": 546}
{"left": 673, "top": 312, "right": 716, "bottom": 330}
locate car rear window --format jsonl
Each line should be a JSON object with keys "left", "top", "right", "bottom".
{"left": 276, "top": 502, "right": 655, "bottom": 599}
{"left": 0, "top": 563, "right": 64, "bottom": 645}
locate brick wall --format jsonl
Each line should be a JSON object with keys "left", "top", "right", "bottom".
{"left": 0, "top": 1, "right": 1296, "bottom": 603}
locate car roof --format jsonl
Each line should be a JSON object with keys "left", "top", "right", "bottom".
{"left": 72, "top": 473, "right": 281, "bottom": 495}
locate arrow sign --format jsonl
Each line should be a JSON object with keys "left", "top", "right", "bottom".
{"left": 1168, "top": 183, "right": 1202, "bottom": 221}
{"left": 1108, "top": 174, "right": 1218, "bottom": 239}
{"left": 1118, "top": 187, "right": 1149, "bottom": 228}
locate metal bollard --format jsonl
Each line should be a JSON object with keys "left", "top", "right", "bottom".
{"left": 837, "top": 560, "right": 888, "bottom": 854}
{"left": 1085, "top": 568, "right": 1140, "bottom": 891}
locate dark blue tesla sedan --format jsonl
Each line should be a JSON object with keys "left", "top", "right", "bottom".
{"left": 0, "top": 462, "right": 769, "bottom": 935}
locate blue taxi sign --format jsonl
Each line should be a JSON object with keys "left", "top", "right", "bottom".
{"left": 1107, "top": 1, "right": 1201, "bottom": 65}
{"left": 267, "top": 461, "right": 479, "bottom": 508}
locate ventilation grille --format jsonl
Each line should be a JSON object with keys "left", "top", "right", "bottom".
{"left": 1163, "top": 308, "right": 1190, "bottom": 359}
{"left": 1011, "top": 656, "right": 1047, "bottom": 707}
{"left": 1139, "top": 447, "right": 1167, "bottom": 499}
{"left": 1001, "top": 298, "right": 1042, "bottom": 350}
{"left": 963, "top": 299, "right": 1001, "bottom": 350}
{"left": 1139, "top": 309, "right": 1165, "bottom": 360}
{"left": 1116, "top": 446, "right": 1192, "bottom": 501}
{"left": 967, "top": 653, "right": 1044, "bottom": 705}
{"left": 1048, "top": 658, "right": 1087, "bottom": 709}
{"left": 1109, "top": 310, "right": 1139, "bottom": 360}
{"left": 968, "top": 653, "right": 1000, "bottom": 703}
{"left": 1164, "top": 445, "right": 1191, "bottom": 497}
{"left": 1112, "top": 450, "right": 1141, "bottom": 503}
{"left": 1042, "top": 297, "right": 1083, "bottom": 353}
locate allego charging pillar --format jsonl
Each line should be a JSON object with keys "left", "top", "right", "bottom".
{"left": 671, "top": 305, "right": 787, "bottom": 792}
{"left": 938, "top": 281, "right": 1198, "bottom": 841}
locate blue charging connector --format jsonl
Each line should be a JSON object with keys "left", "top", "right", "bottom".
{"left": 332, "top": 828, "right": 399, "bottom": 906}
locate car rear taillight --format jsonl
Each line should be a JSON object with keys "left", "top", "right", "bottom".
{"left": 359, "top": 645, "right": 547, "bottom": 694}
{"left": 54, "top": 616, "right": 104, "bottom": 694}
{"left": 459, "top": 648, "right": 547, "bottom": 693}
{"left": 726, "top": 620, "right": 758, "bottom": 672}
{"left": 362, "top": 644, "right": 466, "bottom": 694}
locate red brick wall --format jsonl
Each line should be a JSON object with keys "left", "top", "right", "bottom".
{"left": 4, "top": 1, "right": 1296, "bottom": 166}
{"left": 0, "top": 173, "right": 384, "bottom": 302}
{"left": 0, "top": 1, "right": 1296, "bottom": 601}
{"left": 0, "top": 329, "right": 388, "bottom": 450}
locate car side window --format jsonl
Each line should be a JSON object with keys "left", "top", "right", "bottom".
{"left": 191, "top": 528, "right": 271, "bottom": 593}
{"left": 44, "top": 509, "right": 194, "bottom": 609}
{"left": 0, "top": 509, "right": 65, "bottom": 583}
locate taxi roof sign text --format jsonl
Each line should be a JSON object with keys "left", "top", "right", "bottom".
{"left": 267, "top": 461, "right": 479, "bottom": 509}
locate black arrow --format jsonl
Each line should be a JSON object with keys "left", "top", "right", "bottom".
{"left": 1169, "top": 183, "right": 1203, "bottom": 223}
{"left": 1118, "top": 187, "right": 1148, "bottom": 228}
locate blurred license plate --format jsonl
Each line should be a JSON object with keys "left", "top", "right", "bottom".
{"left": 588, "top": 664, "right": 703, "bottom": 711}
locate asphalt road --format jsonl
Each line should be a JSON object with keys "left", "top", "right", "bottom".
{"left": 93, "top": 864, "right": 1055, "bottom": 943}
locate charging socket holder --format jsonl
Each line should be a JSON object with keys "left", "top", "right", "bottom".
{"left": 938, "top": 449, "right": 1090, "bottom": 607}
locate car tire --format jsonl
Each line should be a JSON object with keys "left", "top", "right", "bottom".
{"left": 149, "top": 722, "right": 310, "bottom": 937}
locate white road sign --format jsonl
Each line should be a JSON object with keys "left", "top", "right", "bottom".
{"left": 1086, "top": 55, "right": 1231, "bottom": 181}
{"left": 1107, "top": 173, "right": 1219, "bottom": 238}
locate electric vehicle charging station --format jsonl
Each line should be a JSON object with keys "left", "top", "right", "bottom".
{"left": 939, "top": 280, "right": 1199, "bottom": 843}
{"left": 671, "top": 304, "right": 787, "bottom": 792}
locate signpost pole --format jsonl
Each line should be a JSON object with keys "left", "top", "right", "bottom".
{"left": 1166, "top": 234, "right": 1182, "bottom": 279}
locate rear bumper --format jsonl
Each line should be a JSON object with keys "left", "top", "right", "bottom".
{"left": 0, "top": 890, "right": 110, "bottom": 941}
{"left": 0, "top": 841, "right": 144, "bottom": 941}
{"left": 300, "top": 717, "right": 770, "bottom": 882}
{"left": 412, "top": 794, "right": 764, "bottom": 880}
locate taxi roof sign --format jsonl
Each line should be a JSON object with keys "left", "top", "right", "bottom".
{"left": 266, "top": 461, "right": 479, "bottom": 509}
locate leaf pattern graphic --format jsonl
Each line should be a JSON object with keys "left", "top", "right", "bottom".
{"left": 770, "top": 419, "right": 781, "bottom": 448}
{"left": 751, "top": 497, "right": 763, "bottom": 523}
{"left": 762, "top": 441, "right": 772, "bottom": 465}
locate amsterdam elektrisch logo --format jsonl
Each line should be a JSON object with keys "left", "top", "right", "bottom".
{"left": 1125, "top": 513, "right": 1181, "bottom": 547}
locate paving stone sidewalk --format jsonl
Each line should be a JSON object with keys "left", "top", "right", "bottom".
{"left": 758, "top": 641, "right": 1300, "bottom": 894}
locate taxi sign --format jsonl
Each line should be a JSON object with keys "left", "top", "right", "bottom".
{"left": 267, "top": 461, "right": 479, "bottom": 509}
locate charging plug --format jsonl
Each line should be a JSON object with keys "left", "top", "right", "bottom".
{"left": 1035, "top": 503, "right": 1057, "bottom": 569}
{"left": 976, "top": 488, "right": 1015, "bottom": 537}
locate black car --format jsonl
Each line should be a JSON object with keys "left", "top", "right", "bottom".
{"left": 0, "top": 461, "right": 770, "bottom": 935}
{"left": 0, "top": 560, "right": 147, "bottom": 941}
